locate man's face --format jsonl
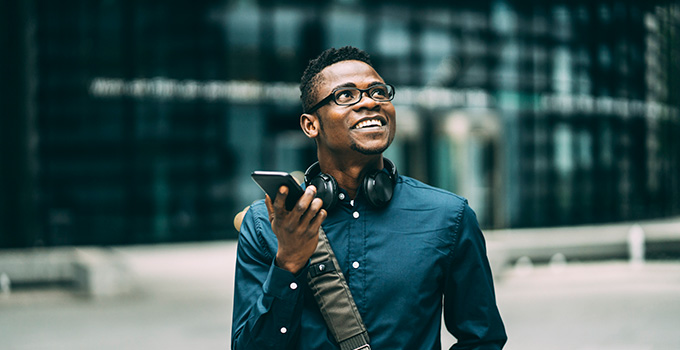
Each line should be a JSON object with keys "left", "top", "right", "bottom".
{"left": 312, "top": 60, "right": 396, "bottom": 157}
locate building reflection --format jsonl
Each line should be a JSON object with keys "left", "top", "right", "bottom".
{"left": 2, "top": 0, "right": 679, "bottom": 247}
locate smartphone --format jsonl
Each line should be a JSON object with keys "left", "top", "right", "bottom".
{"left": 251, "top": 171, "right": 305, "bottom": 211}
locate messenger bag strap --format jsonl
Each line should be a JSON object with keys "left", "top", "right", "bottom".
{"left": 306, "top": 227, "right": 371, "bottom": 350}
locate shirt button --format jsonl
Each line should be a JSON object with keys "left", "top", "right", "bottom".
{"left": 353, "top": 211, "right": 360, "bottom": 219}
{"left": 352, "top": 261, "right": 360, "bottom": 269}
{"left": 289, "top": 282, "right": 298, "bottom": 290}
{"left": 338, "top": 193, "right": 346, "bottom": 200}
{"left": 280, "top": 327, "right": 288, "bottom": 334}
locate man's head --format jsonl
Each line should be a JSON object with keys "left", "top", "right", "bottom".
{"left": 300, "top": 46, "right": 372, "bottom": 114}
{"left": 299, "top": 47, "right": 396, "bottom": 158}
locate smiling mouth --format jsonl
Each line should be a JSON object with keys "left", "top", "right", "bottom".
{"left": 352, "top": 118, "right": 385, "bottom": 129}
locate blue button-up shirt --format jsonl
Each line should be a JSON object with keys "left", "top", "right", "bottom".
{"left": 232, "top": 175, "right": 507, "bottom": 349}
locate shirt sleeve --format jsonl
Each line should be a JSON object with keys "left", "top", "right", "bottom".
{"left": 443, "top": 201, "right": 507, "bottom": 350}
{"left": 231, "top": 204, "right": 309, "bottom": 350}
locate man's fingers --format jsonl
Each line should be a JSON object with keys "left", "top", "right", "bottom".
{"left": 299, "top": 197, "right": 324, "bottom": 224}
{"left": 294, "top": 185, "right": 317, "bottom": 213}
{"left": 272, "top": 185, "right": 289, "bottom": 212}
{"left": 309, "top": 208, "right": 327, "bottom": 233}
{"left": 264, "top": 195, "right": 274, "bottom": 221}
{"left": 268, "top": 184, "right": 324, "bottom": 241}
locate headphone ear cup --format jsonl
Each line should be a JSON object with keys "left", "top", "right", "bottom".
{"left": 310, "top": 173, "right": 339, "bottom": 211}
{"left": 363, "top": 170, "right": 394, "bottom": 208}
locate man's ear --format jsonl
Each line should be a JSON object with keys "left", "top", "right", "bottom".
{"left": 300, "top": 113, "right": 320, "bottom": 139}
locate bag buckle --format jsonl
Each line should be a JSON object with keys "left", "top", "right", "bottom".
{"left": 352, "top": 346, "right": 371, "bottom": 350}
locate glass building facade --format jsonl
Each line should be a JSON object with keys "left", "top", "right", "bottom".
{"left": 1, "top": 0, "right": 679, "bottom": 247}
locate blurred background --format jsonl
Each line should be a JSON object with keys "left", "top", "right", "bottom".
{"left": 1, "top": 0, "right": 679, "bottom": 349}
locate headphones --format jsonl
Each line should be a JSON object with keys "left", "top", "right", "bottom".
{"left": 304, "top": 158, "right": 398, "bottom": 211}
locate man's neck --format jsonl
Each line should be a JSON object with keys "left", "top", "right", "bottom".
{"left": 317, "top": 154, "right": 384, "bottom": 199}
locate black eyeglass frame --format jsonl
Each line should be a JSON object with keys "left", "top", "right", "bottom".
{"left": 305, "top": 83, "right": 395, "bottom": 114}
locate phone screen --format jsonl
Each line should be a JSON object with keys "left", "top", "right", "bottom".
{"left": 251, "top": 171, "right": 305, "bottom": 211}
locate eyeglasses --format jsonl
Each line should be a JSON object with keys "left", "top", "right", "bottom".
{"left": 306, "top": 83, "right": 395, "bottom": 114}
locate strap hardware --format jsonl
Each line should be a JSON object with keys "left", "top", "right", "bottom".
{"left": 309, "top": 260, "right": 336, "bottom": 278}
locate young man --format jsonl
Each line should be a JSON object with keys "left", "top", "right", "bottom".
{"left": 232, "top": 47, "right": 507, "bottom": 349}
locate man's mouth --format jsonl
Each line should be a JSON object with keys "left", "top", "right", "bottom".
{"left": 352, "top": 118, "right": 386, "bottom": 129}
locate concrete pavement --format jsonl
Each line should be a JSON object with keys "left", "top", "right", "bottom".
{"left": 1, "top": 241, "right": 680, "bottom": 350}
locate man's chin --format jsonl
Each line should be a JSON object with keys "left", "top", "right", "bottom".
{"left": 350, "top": 142, "right": 391, "bottom": 155}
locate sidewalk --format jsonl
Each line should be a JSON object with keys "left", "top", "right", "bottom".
{"left": 2, "top": 241, "right": 680, "bottom": 350}
{"left": 0, "top": 242, "right": 237, "bottom": 350}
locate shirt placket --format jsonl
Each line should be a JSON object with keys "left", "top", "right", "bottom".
{"left": 347, "top": 199, "right": 366, "bottom": 314}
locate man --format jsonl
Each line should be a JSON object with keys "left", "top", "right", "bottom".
{"left": 231, "top": 46, "right": 507, "bottom": 349}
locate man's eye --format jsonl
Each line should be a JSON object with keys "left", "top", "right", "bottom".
{"left": 370, "top": 87, "right": 388, "bottom": 99}
{"left": 335, "top": 90, "right": 356, "bottom": 103}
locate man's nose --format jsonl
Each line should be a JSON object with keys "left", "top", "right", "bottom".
{"left": 354, "top": 91, "right": 380, "bottom": 109}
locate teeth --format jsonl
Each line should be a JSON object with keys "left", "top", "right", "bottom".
{"left": 355, "top": 119, "right": 382, "bottom": 129}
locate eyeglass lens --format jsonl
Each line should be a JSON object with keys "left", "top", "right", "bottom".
{"left": 333, "top": 84, "right": 393, "bottom": 106}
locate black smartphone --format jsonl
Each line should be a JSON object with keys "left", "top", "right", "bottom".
{"left": 251, "top": 171, "right": 305, "bottom": 211}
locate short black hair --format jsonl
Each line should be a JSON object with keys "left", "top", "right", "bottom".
{"left": 300, "top": 46, "right": 372, "bottom": 114}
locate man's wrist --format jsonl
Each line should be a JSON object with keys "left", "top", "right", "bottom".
{"left": 275, "top": 255, "right": 307, "bottom": 275}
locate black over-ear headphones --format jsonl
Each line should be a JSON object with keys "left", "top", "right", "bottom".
{"left": 304, "top": 158, "right": 398, "bottom": 211}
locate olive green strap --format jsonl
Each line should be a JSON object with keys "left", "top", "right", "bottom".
{"left": 306, "top": 228, "right": 371, "bottom": 350}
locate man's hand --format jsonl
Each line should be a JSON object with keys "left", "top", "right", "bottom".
{"left": 265, "top": 185, "right": 326, "bottom": 274}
